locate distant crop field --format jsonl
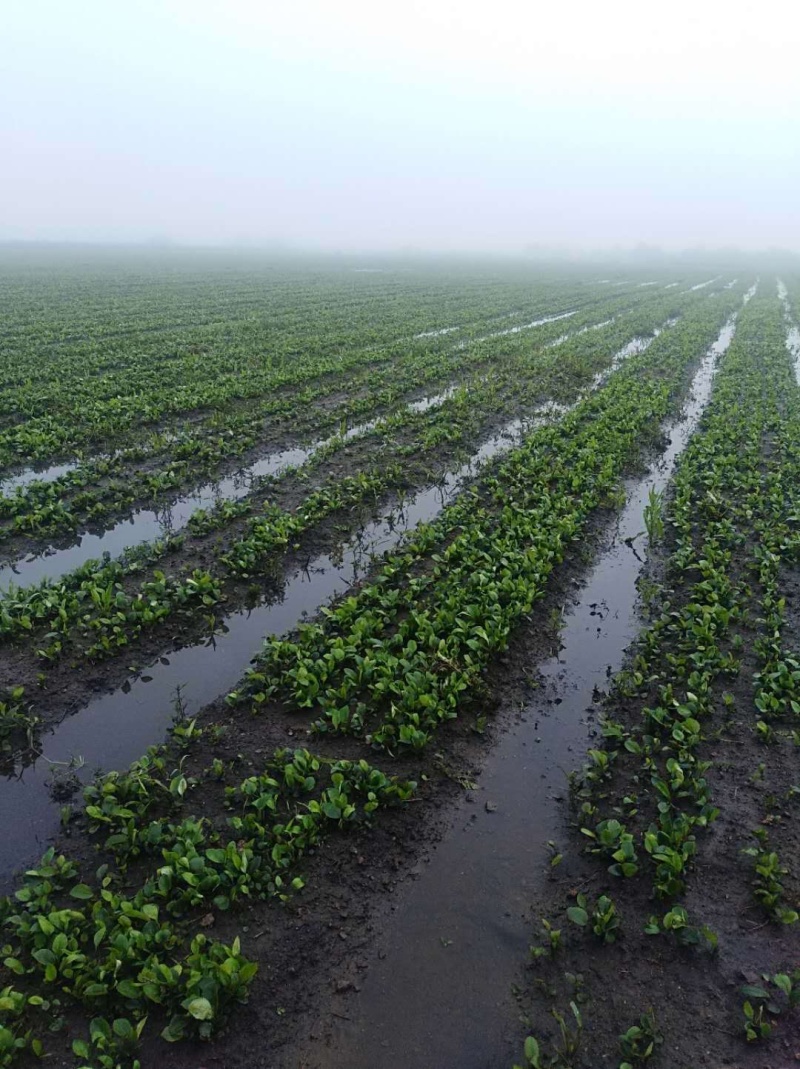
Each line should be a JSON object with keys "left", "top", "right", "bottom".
{"left": 0, "top": 253, "right": 797, "bottom": 1068}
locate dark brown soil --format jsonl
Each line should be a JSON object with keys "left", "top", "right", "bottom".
{"left": 504, "top": 526, "right": 800, "bottom": 1067}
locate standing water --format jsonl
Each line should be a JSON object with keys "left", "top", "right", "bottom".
{"left": 777, "top": 279, "right": 800, "bottom": 383}
{"left": 300, "top": 316, "right": 737, "bottom": 1069}
{"left": 0, "top": 315, "right": 711, "bottom": 886}
{"left": 0, "top": 417, "right": 544, "bottom": 887}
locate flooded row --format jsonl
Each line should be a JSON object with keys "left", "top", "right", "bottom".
{"left": 0, "top": 390, "right": 458, "bottom": 591}
{"left": 0, "top": 460, "right": 79, "bottom": 497}
{"left": 0, "top": 415, "right": 539, "bottom": 885}
{"left": 301, "top": 308, "right": 739, "bottom": 1069}
{"left": 0, "top": 318, "right": 674, "bottom": 887}
{"left": 0, "top": 310, "right": 663, "bottom": 592}
{"left": 777, "top": 278, "right": 800, "bottom": 381}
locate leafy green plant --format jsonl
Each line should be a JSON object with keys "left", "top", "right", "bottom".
{"left": 644, "top": 906, "right": 717, "bottom": 950}
{"left": 618, "top": 1009, "right": 661, "bottom": 1065}
{"left": 642, "top": 486, "right": 665, "bottom": 544}
{"left": 530, "top": 918, "right": 562, "bottom": 960}
{"left": 566, "top": 893, "right": 621, "bottom": 943}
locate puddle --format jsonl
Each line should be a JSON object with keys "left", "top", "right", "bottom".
{"left": 0, "top": 461, "right": 79, "bottom": 498}
{"left": 301, "top": 315, "right": 736, "bottom": 1069}
{"left": 413, "top": 326, "right": 459, "bottom": 339}
{"left": 407, "top": 384, "right": 461, "bottom": 413}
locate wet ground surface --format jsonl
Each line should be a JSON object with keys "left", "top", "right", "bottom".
{"left": 295, "top": 320, "right": 731, "bottom": 1069}
{"left": 0, "top": 335, "right": 582, "bottom": 592}
{"left": 0, "top": 460, "right": 79, "bottom": 497}
{"left": 0, "top": 415, "right": 539, "bottom": 886}
{"left": 1, "top": 294, "right": 773, "bottom": 1069}
{"left": 0, "top": 314, "right": 681, "bottom": 886}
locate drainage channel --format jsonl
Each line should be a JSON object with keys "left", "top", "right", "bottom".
{"left": 0, "top": 323, "right": 681, "bottom": 886}
{"left": 299, "top": 315, "right": 736, "bottom": 1069}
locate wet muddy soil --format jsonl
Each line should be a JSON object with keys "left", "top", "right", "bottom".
{"left": 7, "top": 331, "right": 755, "bottom": 1069}
{"left": 4, "top": 305, "right": 776, "bottom": 1069}
{"left": 0, "top": 321, "right": 654, "bottom": 728}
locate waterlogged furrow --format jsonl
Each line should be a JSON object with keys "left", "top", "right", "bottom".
{"left": 0, "top": 295, "right": 649, "bottom": 558}
{"left": 0, "top": 284, "right": 606, "bottom": 472}
{"left": 2, "top": 268, "right": 597, "bottom": 464}
{"left": 0, "top": 310, "right": 663, "bottom": 594}
{"left": 471, "top": 308, "right": 576, "bottom": 341}
{"left": 309, "top": 292, "right": 741, "bottom": 1069}
{"left": 232, "top": 294, "right": 745, "bottom": 751}
{"left": 0, "top": 415, "right": 545, "bottom": 882}
{"left": 510, "top": 287, "right": 800, "bottom": 1066}
{"left": 0, "top": 272, "right": 756, "bottom": 1069}
{"left": 0, "top": 461, "right": 79, "bottom": 498}
{"left": 0, "top": 279, "right": 734, "bottom": 556}
{"left": 685, "top": 276, "right": 720, "bottom": 291}
{"left": 777, "top": 278, "right": 800, "bottom": 382}
{"left": 0, "top": 298, "right": 743, "bottom": 873}
{"left": 0, "top": 305, "right": 693, "bottom": 641}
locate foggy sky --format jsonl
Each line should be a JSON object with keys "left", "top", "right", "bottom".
{"left": 3, "top": 0, "right": 800, "bottom": 253}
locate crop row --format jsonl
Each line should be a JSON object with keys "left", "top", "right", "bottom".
{"left": 514, "top": 288, "right": 800, "bottom": 1065}
{"left": 230, "top": 294, "right": 743, "bottom": 752}
{"left": 0, "top": 281, "right": 705, "bottom": 545}
{"left": 0, "top": 265, "right": 745, "bottom": 1066}
{"left": 0, "top": 737, "right": 416, "bottom": 1065}
{"left": 0, "top": 292, "right": 736, "bottom": 672}
{"left": 0, "top": 266, "right": 620, "bottom": 465}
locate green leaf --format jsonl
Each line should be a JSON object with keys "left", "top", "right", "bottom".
{"left": 186, "top": 997, "right": 214, "bottom": 1021}
{"left": 773, "top": 974, "right": 792, "bottom": 997}
{"left": 161, "top": 1016, "right": 185, "bottom": 1043}
{"left": 741, "top": 985, "right": 769, "bottom": 1000}
{"left": 523, "top": 1035, "right": 540, "bottom": 1065}
{"left": 566, "top": 906, "right": 588, "bottom": 926}
{"left": 69, "top": 883, "right": 94, "bottom": 900}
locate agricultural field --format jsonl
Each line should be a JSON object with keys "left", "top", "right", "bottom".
{"left": 0, "top": 248, "right": 797, "bottom": 1069}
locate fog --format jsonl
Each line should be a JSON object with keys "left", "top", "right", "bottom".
{"left": 3, "top": 0, "right": 799, "bottom": 253}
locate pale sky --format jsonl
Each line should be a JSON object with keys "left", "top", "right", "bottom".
{"left": 2, "top": 0, "right": 799, "bottom": 251}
